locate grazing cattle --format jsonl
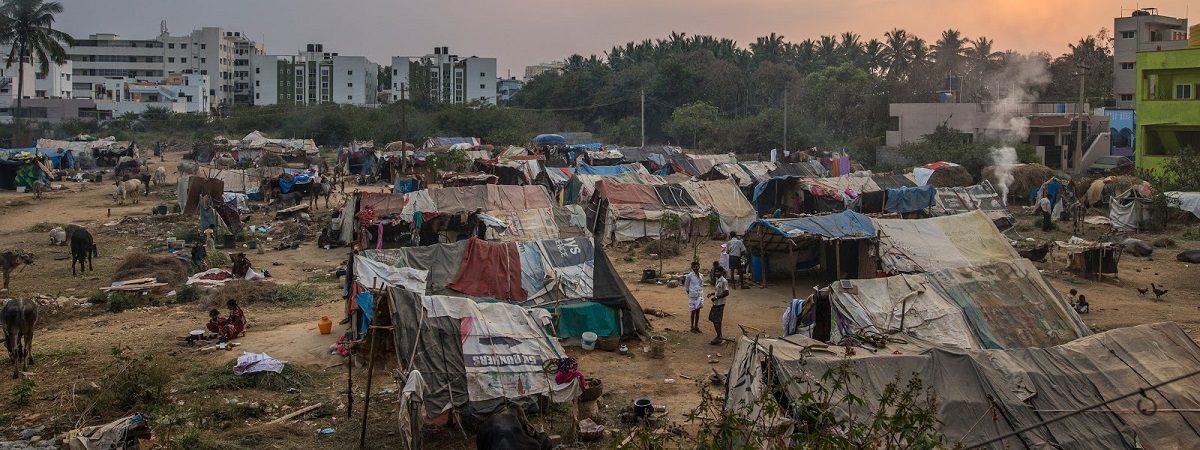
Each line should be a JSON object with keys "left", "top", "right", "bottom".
{"left": 2, "top": 299, "right": 37, "bottom": 378}
{"left": 177, "top": 160, "right": 199, "bottom": 181}
{"left": 114, "top": 179, "right": 143, "bottom": 204}
{"left": 261, "top": 176, "right": 315, "bottom": 206}
{"left": 0, "top": 251, "right": 34, "bottom": 291}
{"left": 138, "top": 173, "right": 153, "bottom": 196}
{"left": 311, "top": 178, "right": 334, "bottom": 209}
{"left": 30, "top": 180, "right": 45, "bottom": 199}
{"left": 48, "top": 227, "right": 67, "bottom": 246}
{"left": 476, "top": 405, "right": 553, "bottom": 450}
{"left": 152, "top": 166, "right": 167, "bottom": 185}
{"left": 69, "top": 227, "right": 96, "bottom": 276}
{"left": 272, "top": 191, "right": 302, "bottom": 208}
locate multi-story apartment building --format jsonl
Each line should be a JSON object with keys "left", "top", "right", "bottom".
{"left": 0, "top": 47, "right": 70, "bottom": 100}
{"left": 95, "top": 73, "right": 210, "bottom": 116}
{"left": 390, "top": 47, "right": 496, "bottom": 104}
{"left": 68, "top": 25, "right": 263, "bottom": 109}
{"left": 523, "top": 61, "right": 563, "bottom": 81}
{"left": 497, "top": 77, "right": 523, "bottom": 103}
{"left": 1114, "top": 9, "right": 1189, "bottom": 108}
{"left": 1134, "top": 29, "right": 1200, "bottom": 174}
{"left": 248, "top": 44, "right": 378, "bottom": 106}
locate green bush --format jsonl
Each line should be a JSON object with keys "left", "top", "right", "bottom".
{"left": 10, "top": 378, "right": 34, "bottom": 407}
{"left": 107, "top": 292, "right": 143, "bottom": 313}
{"left": 175, "top": 284, "right": 201, "bottom": 303}
{"left": 179, "top": 363, "right": 313, "bottom": 393}
{"left": 92, "top": 348, "right": 171, "bottom": 414}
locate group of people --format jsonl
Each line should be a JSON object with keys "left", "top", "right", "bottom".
{"left": 206, "top": 299, "right": 247, "bottom": 342}
{"left": 682, "top": 232, "right": 749, "bottom": 345}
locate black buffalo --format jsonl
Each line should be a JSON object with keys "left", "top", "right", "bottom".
{"left": 476, "top": 405, "right": 553, "bottom": 450}
{"left": 69, "top": 227, "right": 97, "bottom": 276}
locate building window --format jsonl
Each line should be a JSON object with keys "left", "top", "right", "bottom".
{"left": 210, "top": 89, "right": 216, "bottom": 95}
{"left": 168, "top": 43, "right": 175, "bottom": 49}
{"left": 347, "top": 70, "right": 353, "bottom": 75}
{"left": 201, "top": 44, "right": 206, "bottom": 49}
{"left": 201, "top": 58, "right": 206, "bottom": 63}
{"left": 181, "top": 57, "right": 187, "bottom": 63}
{"left": 479, "top": 84, "right": 485, "bottom": 89}
{"left": 255, "top": 80, "right": 260, "bottom": 86}
{"left": 1121, "top": 62, "right": 1135, "bottom": 70}
{"left": 393, "top": 69, "right": 397, "bottom": 75}
{"left": 255, "top": 67, "right": 260, "bottom": 74}
{"left": 200, "top": 69, "right": 207, "bottom": 74}
{"left": 168, "top": 57, "right": 175, "bottom": 63}
{"left": 181, "top": 43, "right": 187, "bottom": 49}
{"left": 255, "top": 93, "right": 260, "bottom": 99}
{"left": 1176, "top": 84, "right": 1193, "bottom": 100}
{"left": 348, "top": 82, "right": 353, "bottom": 87}
{"left": 1120, "top": 31, "right": 1136, "bottom": 39}
{"left": 1120, "top": 93, "right": 1134, "bottom": 102}
{"left": 296, "top": 95, "right": 303, "bottom": 101}
{"left": 347, "top": 95, "right": 352, "bottom": 100}
{"left": 480, "top": 72, "right": 485, "bottom": 77}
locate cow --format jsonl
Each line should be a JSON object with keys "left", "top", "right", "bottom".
{"left": 69, "top": 227, "right": 96, "bottom": 276}
{"left": 137, "top": 173, "right": 153, "bottom": 196}
{"left": 113, "top": 179, "right": 143, "bottom": 204}
{"left": 0, "top": 251, "right": 34, "bottom": 291}
{"left": 475, "top": 404, "right": 554, "bottom": 450}
{"left": 311, "top": 178, "right": 334, "bottom": 209}
{"left": 177, "top": 160, "right": 199, "bottom": 182}
{"left": 2, "top": 298, "right": 37, "bottom": 378}
{"left": 152, "top": 166, "right": 167, "bottom": 186}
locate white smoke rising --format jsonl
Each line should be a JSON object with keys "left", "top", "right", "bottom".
{"left": 984, "top": 54, "right": 1051, "bottom": 203}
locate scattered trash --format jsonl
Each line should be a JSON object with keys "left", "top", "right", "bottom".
{"left": 233, "top": 352, "right": 286, "bottom": 375}
{"left": 318, "top": 427, "right": 335, "bottom": 435}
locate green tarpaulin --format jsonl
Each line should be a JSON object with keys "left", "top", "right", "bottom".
{"left": 552, "top": 302, "right": 619, "bottom": 338}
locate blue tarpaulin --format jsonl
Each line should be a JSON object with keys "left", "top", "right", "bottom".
{"left": 575, "top": 163, "right": 635, "bottom": 176}
{"left": 277, "top": 173, "right": 312, "bottom": 194}
{"left": 884, "top": 185, "right": 937, "bottom": 213}
{"left": 533, "top": 134, "right": 566, "bottom": 146}
{"left": 746, "top": 210, "right": 877, "bottom": 239}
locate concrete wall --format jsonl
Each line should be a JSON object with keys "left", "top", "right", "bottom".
{"left": 1135, "top": 47, "right": 1200, "bottom": 174}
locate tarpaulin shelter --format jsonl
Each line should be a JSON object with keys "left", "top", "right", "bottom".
{"left": 532, "top": 134, "right": 566, "bottom": 146}
{"left": 1166, "top": 191, "right": 1200, "bottom": 218}
{"left": 752, "top": 175, "right": 883, "bottom": 215}
{"left": 423, "top": 137, "right": 480, "bottom": 149}
{"left": 237, "top": 131, "right": 318, "bottom": 161}
{"left": 817, "top": 258, "right": 1089, "bottom": 349}
{"left": 388, "top": 288, "right": 581, "bottom": 421}
{"left": 177, "top": 175, "right": 225, "bottom": 214}
{"left": 769, "top": 161, "right": 826, "bottom": 178}
{"left": 930, "top": 182, "right": 1015, "bottom": 231}
{"left": 588, "top": 179, "right": 756, "bottom": 244}
{"left": 1053, "top": 236, "right": 1121, "bottom": 279}
{"left": 1109, "top": 187, "right": 1154, "bottom": 232}
{"left": 0, "top": 159, "right": 20, "bottom": 190}
{"left": 561, "top": 169, "right": 664, "bottom": 206}
{"left": 358, "top": 236, "right": 650, "bottom": 341}
{"left": 699, "top": 162, "right": 766, "bottom": 189}
{"left": 744, "top": 210, "right": 878, "bottom": 284}
{"left": 729, "top": 322, "right": 1200, "bottom": 449}
{"left": 883, "top": 185, "right": 936, "bottom": 214}
{"left": 874, "top": 210, "right": 1020, "bottom": 274}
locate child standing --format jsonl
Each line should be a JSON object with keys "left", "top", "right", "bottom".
{"left": 708, "top": 266, "right": 729, "bottom": 345}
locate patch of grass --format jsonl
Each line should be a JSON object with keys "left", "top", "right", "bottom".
{"left": 107, "top": 292, "right": 145, "bottom": 313}
{"left": 272, "top": 284, "right": 321, "bottom": 307}
{"left": 179, "top": 363, "right": 313, "bottom": 393}
{"left": 90, "top": 348, "right": 171, "bottom": 414}
{"left": 11, "top": 378, "right": 34, "bottom": 407}
{"left": 175, "top": 284, "right": 201, "bottom": 303}
{"left": 1181, "top": 227, "right": 1200, "bottom": 241}
{"left": 173, "top": 224, "right": 200, "bottom": 242}
{"left": 305, "top": 272, "right": 339, "bottom": 284}
{"left": 35, "top": 345, "right": 86, "bottom": 361}
{"left": 206, "top": 251, "right": 231, "bottom": 269}
{"left": 27, "top": 222, "right": 62, "bottom": 233}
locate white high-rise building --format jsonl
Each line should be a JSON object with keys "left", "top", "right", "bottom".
{"left": 68, "top": 25, "right": 264, "bottom": 109}
{"left": 249, "top": 44, "right": 378, "bottom": 106}
{"left": 390, "top": 47, "right": 496, "bottom": 104}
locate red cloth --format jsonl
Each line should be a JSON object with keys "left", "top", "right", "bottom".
{"left": 447, "top": 238, "right": 528, "bottom": 302}
{"left": 595, "top": 180, "right": 659, "bottom": 207}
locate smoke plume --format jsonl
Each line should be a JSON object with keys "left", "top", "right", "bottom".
{"left": 984, "top": 54, "right": 1050, "bottom": 203}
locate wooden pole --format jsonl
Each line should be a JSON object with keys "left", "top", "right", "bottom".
{"left": 346, "top": 345, "right": 354, "bottom": 419}
{"left": 359, "top": 321, "right": 379, "bottom": 449}
{"left": 835, "top": 240, "right": 842, "bottom": 280}
{"left": 789, "top": 240, "right": 797, "bottom": 299}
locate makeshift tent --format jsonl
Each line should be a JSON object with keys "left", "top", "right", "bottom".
{"left": 588, "top": 179, "right": 756, "bottom": 244}
{"left": 358, "top": 236, "right": 650, "bottom": 341}
{"left": 699, "top": 162, "right": 765, "bottom": 188}
{"left": 873, "top": 209, "right": 1020, "bottom": 273}
{"left": 682, "top": 179, "right": 758, "bottom": 236}
{"left": 1053, "top": 237, "right": 1121, "bottom": 279}
{"left": 820, "top": 258, "right": 1089, "bottom": 349}
{"left": 388, "top": 288, "right": 580, "bottom": 420}
{"left": 423, "top": 137, "right": 479, "bottom": 148}
{"left": 1109, "top": 188, "right": 1154, "bottom": 232}
{"left": 731, "top": 322, "right": 1200, "bottom": 449}
{"left": 769, "top": 161, "right": 826, "bottom": 178}
{"left": 1166, "top": 191, "right": 1200, "bottom": 218}
{"left": 883, "top": 185, "right": 936, "bottom": 213}
{"left": 532, "top": 134, "right": 566, "bottom": 146}
{"left": 929, "top": 182, "right": 1015, "bottom": 231}
{"left": 745, "top": 210, "right": 878, "bottom": 282}
{"left": 176, "top": 175, "right": 225, "bottom": 214}
{"left": 561, "top": 170, "right": 665, "bottom": 206}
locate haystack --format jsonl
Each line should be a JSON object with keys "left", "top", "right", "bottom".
{"left": 112, "top": 253, "right": 189, "bottom": 286}
{"left": 926, "top": 165, "right": 973, "bottom": 187}
{"left": 982, "top": 164, "right": 1054, "bottom": 203}
{"left": 1084, "top": 175, "right": 1145, "bottom": 205}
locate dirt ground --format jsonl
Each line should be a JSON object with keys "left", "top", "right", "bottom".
{"left": 2, "top": 150, "right": 1200, "bottom": 448}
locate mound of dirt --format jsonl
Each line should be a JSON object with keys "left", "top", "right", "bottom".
{"left": 112, "top": 252, "right": 189, "bottom": 286}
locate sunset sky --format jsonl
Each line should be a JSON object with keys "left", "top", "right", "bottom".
{"left": 57, "top": 0, "right": 1194, "bottom": 76}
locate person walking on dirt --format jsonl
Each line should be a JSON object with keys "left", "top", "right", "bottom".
{"left": 725, "top": 232, "right": 747, "bottom": 289}
{"left": 1037, "top": 196, "right": 1053, "bottom": 232}
{"left": 684, "top": 261, "right": 705, "bottom": 333}
{"left": 707, "top": 266, "right": 729, "bottom": 345}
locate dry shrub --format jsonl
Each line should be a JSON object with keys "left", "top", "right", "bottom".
{"left": 926, "top": 165, "right": 973, "bottom": 187}
{"left": 202, "top": 280, "right": 279, "bottom": 308}
{"left": 643, "top": 239, "right": 682, "bottom": 258}
{"left": 112, "top": 252, "right": 189, "bottom": 286}
{"left": 982, "top": 164, "right": 1054, "bottom": 203}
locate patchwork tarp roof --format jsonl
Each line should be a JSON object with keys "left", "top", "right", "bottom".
{"left": 423, "top": 137, "right": 480, "bottom": 148}
{"left": 359, "top": 237, "right": 649, "bottom": 339}
{"left": 769, "top": 161, "right": 826, "bottom": 178}
{"left": 732, "top": 322, "right": 1200, "bottom": 449}
{"left": 874, "top": 209, "right": 1019, "bottom": 273}
{"left": 395, "top": 184, "right": 554, "bottom": 218}
{"left": 931, "top": 182, "right": 1015, "bottom": 230}
{"left": 562, "top": 171, "right": 665, "bottom": 205}
{"left": 826, "top": 258, "right": 1089, "bottom": 349}
{"left": 574, "top": 163, "right": 646, "bottom": 176}
{"left": 747, "top": 210, "right": 876, "bottom": 240}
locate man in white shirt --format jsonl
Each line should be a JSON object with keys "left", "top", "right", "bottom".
{"left": 683, "top": 261, "right": 704, "bottom": 333}
{"left": 725, "top": 232, "right": 747, "bottom": 289}
{"left": 707, "top": 266, "right": 729, "bottom": 345}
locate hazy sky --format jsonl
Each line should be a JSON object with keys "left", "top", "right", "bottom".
{"left": 57, "top": 0, "right": 1194, "bottom": 76}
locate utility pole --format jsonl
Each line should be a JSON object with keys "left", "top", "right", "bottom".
{"left": 783, "top": 84, "right": 789, "bottom": 154}
{"left": 400, "top": 82, "right": 408, "bottom": 172}
{"left": 1074, "top": 65, "right": 1090, "bottom": 172}
{"left": 640, "top": 89, "right": 645, "bottom": 147}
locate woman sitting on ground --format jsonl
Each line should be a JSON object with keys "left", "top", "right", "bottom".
{"left": 226, "top": 299, "right": 247, "bottom": 338}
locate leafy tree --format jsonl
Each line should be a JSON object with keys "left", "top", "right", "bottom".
{"left": 667, "top": 101, "right": 719, "bottom": 149}
{"left": 0, "top": 0, "right": 73, "bottom": 144}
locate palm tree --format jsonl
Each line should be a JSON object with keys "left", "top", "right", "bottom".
{"left": 750, "top": 33, "right": 786, "bottom": 64}
{"left": 814, "top": 35, "right": 839, "bottom": 67}
{"left": 883, "top": 28, "right": 913, "bottom": 80}
{"left": 862, "top": 38, "right": 886, "bottom": 75}
{"left": 838, "top": 32, "right": 863, "bottom": 67}
{"left": 0, "top": 0, "right": 72, "bottom": 142}
{"left": 932, "top": 29, "right": 967, "bottom": 69}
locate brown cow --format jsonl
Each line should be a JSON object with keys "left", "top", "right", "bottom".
{"left": 2, "top": 298, "right": 37, "bottom": 378}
